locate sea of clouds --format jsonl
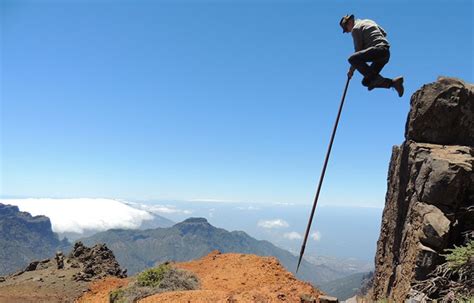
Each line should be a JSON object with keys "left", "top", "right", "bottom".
{"left": 0, "top": 198, "right": 154, "bottom": 234}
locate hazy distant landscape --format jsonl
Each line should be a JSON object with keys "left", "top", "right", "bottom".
{"left": 0, "top": 199, "right": 375, "bottom": 299}
{"left": 132, "top": 199, "right": 382, "bottom": 262}
{"left": 1, "top": 197, "right": 379, "bottom": 265}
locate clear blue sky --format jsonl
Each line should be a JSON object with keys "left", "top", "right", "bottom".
{"left": 1, "top": 0, "right": 472, "bottom": 206}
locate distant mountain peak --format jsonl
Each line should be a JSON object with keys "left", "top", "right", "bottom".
{"left": 0, "top": 203, "right": 50, "bottom": 225}
{"left": 0, "top": 203, "right": 20, "bottom": 214}
{"left": 173, "top": 217, "right": 214, "bottom": 235}
{"left": 180, "top": 217, "right": 209, "bottom": 224}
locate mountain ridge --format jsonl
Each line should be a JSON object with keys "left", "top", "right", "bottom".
{"left": 81, "top": 217, "right": 342, "bottom": 287}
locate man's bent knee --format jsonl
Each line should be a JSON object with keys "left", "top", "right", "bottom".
{"left": 348, "top": 54, "right": 360, "bottom": 65}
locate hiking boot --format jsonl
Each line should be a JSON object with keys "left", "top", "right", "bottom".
{"left": 392, "top": 77, "right": 404, "bottom": 97}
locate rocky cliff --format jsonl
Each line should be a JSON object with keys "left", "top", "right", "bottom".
{"left": 373, "top": 77, "right": 473, "bottom": 301}
{"left": 0, "top": 203, "right": 69, "bottom": 275}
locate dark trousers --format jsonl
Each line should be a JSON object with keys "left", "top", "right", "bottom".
{"left": 348, "top": 46, "right": 392, "bottom": 89}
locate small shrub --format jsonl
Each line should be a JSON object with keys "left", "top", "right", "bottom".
{"left": 159, "top": 267, "right": 199, "bottom": 291}
{"left": 109, "top": 288, "right": 126, "bottom": 303}
{"left": 136, "top": 263, "right": 170, "bottom": 287}
{"left": 413, "top": 240, "right": 473, "bottom": 301}
{"left": 442, "top": 240, "right": 473, "bottom": 269}
{"left": 109, "top": 264, "right": 200, "bottom": 303}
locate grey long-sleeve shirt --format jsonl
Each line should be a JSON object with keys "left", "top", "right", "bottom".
{"left": 351, "top": 19, "right": 390, "bottom": 52}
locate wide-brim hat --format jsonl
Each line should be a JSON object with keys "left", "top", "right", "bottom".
{"left": 339, "top": 14, "right": 354, "bottom": 33}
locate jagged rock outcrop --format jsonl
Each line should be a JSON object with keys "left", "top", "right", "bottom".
{"left": 9, "top": 241, "right": 126, "bottom": 281}
{"left": 0, "top": 242, "right": 127, "bottom": 302}
{"left": 373, "top": 77, "right": 473, "bottom": 301}
{"left": 69, "top": 241, "right": 127, "bottom": 281}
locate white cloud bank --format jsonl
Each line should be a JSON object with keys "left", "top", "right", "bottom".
{"left": 257, "top": 219, "right": 289, "bottom": 229}
{"left": 0, "top": 198, "right": 153, "bottom": 234}
{"left": 134, "top": 203, "right": 192, "bottom": 215}
{"left": 189, "top": 198, "right": 237, "bottom": 203}
{"left": 283, "top": 231, "right": 302, "bottom": 240}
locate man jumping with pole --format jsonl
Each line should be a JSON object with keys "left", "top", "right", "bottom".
{"left": 341, "top": 14, "right": 404, "bottom": 97}
{"left": 296, "top": 15, "right": 404, "bottom": 273}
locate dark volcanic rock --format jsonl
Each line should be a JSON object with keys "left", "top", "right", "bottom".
{"left": 373, "top": 77, "right": 474, "bottom": 302}
{"left": 69, "top": 242, "right": 127, "bottom": 281}
{"left": 7, "top": 241, "right": 126, "bottom": 282}
{"left": 406, "top": 77, "right": 474, "bottom": 146}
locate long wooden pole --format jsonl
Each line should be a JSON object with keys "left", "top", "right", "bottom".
{"left": 296, "top": 75, "right": 351, "bottom": 273}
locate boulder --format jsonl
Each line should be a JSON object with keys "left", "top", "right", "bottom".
{"left": 70, "top": 242, "right": 127, "bottom": 281}
{"left": 415, "top": 203, "right": 450, "bottom": 249}
{"left": 406, "top": 77, "right": 474, "bottom": 146}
